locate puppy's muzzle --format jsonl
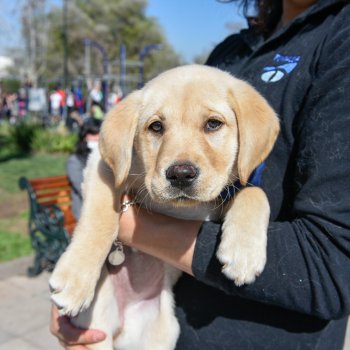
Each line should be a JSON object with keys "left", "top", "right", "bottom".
{"left": 166, "top": 163, "right": 199, "bottom": 189}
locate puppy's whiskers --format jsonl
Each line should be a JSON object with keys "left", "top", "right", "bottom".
{"left": 135, "top": 185, "right": 151, "bottom": 211}
{"left": 212, "top": 197, "right": 226, "bottom": 216}
{"left": 127, "top": 171, "right": 146, "bottom": 189}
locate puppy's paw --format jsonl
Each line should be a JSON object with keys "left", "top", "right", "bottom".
{"left": 49, "top": 253, "right": 100, "bottom": 317}
{"left": 216, "top": 226, "right": 267, "bottom": 286}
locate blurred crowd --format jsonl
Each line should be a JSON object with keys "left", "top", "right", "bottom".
{"left": 0, "top": 87, "right": 29, "bottom": 123}
{"left": 0, "top": 79, "right": 123, "bottom": 130}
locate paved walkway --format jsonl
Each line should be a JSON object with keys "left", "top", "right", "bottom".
{"left": 0, "top": 256, "right": 349, "bottom": 350}
{"left": 0, "top": 256, "right": 61, "bottom": 350}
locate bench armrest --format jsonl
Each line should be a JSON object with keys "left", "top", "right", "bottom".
{"left": 33, "top": 204, "right": 70, "bottom": 243}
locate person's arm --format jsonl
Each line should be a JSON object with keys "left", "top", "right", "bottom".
{"left": 192, "top": 19, "right": 350, "bottom": 320}
{"left": 120, "top": 21, "right": 350, "bottom": 320}
{"left": 66, "top": 155, "right": 84, "bottom": 198}
{"left": 118, "top": 202, "right": 201, "bottom": 276}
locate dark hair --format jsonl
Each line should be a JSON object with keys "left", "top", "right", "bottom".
{"left": 75, "top": 121, "right": 101, "bottom": 163}
{"left": 217, "top": 0, "right": 283, "bottom": 35}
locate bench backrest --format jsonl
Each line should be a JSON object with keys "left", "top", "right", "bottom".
{"left": 19, "top": 175, "right": 76, "bottom": 235}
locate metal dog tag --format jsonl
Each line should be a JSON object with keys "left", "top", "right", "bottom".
{"left": 108, "top": 241, "right": 125, "bottom": 265}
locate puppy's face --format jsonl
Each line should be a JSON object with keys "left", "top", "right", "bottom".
{"left": 135, "top": 78, "right": 238, "bottom": 205}
{"left": 99, "top": 65, "right": 279, "bottom": 207}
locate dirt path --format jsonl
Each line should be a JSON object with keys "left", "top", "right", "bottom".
{"left": 0, "top": 190, "right": 28, "bottom": 235}
{"left": 0, "top": 191, "right": 27, "bottom": 218}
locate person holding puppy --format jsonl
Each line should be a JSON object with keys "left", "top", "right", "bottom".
{"left": 51, "top": 0, "right": 350, "bottom": 349}
{"left": 67, "top": 121, "right": 101, "bottom": 220}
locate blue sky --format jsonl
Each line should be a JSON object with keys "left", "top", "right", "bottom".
{"left": 0, "top": 1, "right": 21, "bottom": 54}
{"left": 146, "top": 0, "right": 246, "bottom": 62}
{"left": 0, "top": 0, "right": 246, "bottom": 63}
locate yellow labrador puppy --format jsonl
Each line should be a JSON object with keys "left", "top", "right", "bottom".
{"left": 50, "top": 65, "right": 279, "bottom": 350}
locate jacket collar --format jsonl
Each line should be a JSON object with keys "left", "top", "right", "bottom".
{"left": 240, "top": 0, "right": 348, "bottom": 50}
{"left": 219, "top": 162, "right": 266, "bottom": 202}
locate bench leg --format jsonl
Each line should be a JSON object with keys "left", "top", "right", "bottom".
{"left": 27, "top": 252, "right": 45, "bottom": 277}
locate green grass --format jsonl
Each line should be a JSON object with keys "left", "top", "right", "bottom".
{"left": 0, "top": 152, "right": 68, "bottom": 262}
{"left": 0, "top": 153, "right": 68, "bottom": 193}
{"left": 0, "top": 230, "right": 33, "bottom": 262}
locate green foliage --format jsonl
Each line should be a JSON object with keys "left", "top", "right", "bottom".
{"left": 32, "top": 128, "right": 77, "bottom": 153}
{"left": 9, "top": 121, "right": 40, "bottom": 154}
{"left": 0, "top": 79, "right": 21, "bottom": 93}
{"left": 0, "top": 123, "right": 17, "bottom": 159}
{"left": 0, "top": 230, "right": 33, "bottom": 262}
{"left": 1, "top": 121, "right": 77, "bottom": 157}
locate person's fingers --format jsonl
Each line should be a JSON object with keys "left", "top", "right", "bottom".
{"left": 56, "top": 315, "right": 106, "bottom": 345}
{"left": 50, "top": 305, "right": 106, "bottom": 346}
{"left": 59, "top": 339, "right": 89, "bottom": 350}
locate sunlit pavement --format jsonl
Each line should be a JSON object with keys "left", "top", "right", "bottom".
{"left": 0, "top": 257, "right": 61, "bottom": 350}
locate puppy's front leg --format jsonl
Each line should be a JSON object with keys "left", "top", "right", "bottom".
{"left": 217, "top": 187, "right": 270, "bottom": 286}
{"left": 50, "top": 153, "right": 120, "bottom": 316}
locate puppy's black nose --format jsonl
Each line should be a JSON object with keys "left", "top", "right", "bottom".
{"left": 166, "top": 163, "right": 198, "bottom": 188}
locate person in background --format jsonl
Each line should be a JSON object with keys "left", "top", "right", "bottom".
{"left": 17, "top": 88, "right": 27, "bottom": 119}
{"left": 73, "top": 84, "right": 85, "bottom": 116}
{"left": 107, "top": 84, "right": 123, "bottom": 111}
{"left": 8, "top": 92, "right": 18, "bottom": 124}
{"left": 65, "top": 87, "right": 83, "bottom": 131}
{"left": 88, "top": 80, "right": 103, "bottom": 110}
{"left": 0, "top": 93, "right": 11, "bottom": 121}
{"left": 90, "top": 103, "right": 104, "bottom": 121}
{"left": 51, "top": 0, "right": 350, "bottom": 349}
{"left": 66, "top": 122, "right": 101, "bottom": 220}
{"left": 49, "top": 88, "right": 63, "bottom": 120}
{"left": 56, "top": 84, "right": 66, "bottom": 118}
{"left": 65, "top": 88, "right": 76, "bottom": 130}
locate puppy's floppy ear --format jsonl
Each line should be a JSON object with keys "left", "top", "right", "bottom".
{"left": 99, "top": 91, "right": 141, "bottom": 187}
{"left": 229, "top": 80, "right": 280, "bottom": 185}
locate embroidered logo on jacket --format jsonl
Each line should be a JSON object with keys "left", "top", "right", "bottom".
{"left": 261, "top": 54, "right": 301, "bottom": 83}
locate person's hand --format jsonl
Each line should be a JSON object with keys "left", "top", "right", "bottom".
{"left": 50, "top": 304, "right": 106, "bottom": 350}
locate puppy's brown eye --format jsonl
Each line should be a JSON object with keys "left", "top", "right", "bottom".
{"left": 205, "top": 119, "right": 222, "bottom": 131}
{"left": 149, "top": 121, "right": 163, "bottom": 133}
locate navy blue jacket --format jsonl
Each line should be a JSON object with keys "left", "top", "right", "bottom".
{"left": 174, "top": 1, "right": 350, "bottom": 349}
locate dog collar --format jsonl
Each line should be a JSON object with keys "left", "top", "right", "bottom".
{"left": 219, "top": 162, "right": 266, "bottom": 202}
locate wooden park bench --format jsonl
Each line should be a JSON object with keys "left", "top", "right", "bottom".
{"left": 19, "top": 175, "right": 76, "bottom": 276}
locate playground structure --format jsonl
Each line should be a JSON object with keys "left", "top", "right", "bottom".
{"left": 0, "top": 40, "right": 162, "bottom": 125}
{"left": 82, "top": 39, "right": 162, "bottom": 111}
